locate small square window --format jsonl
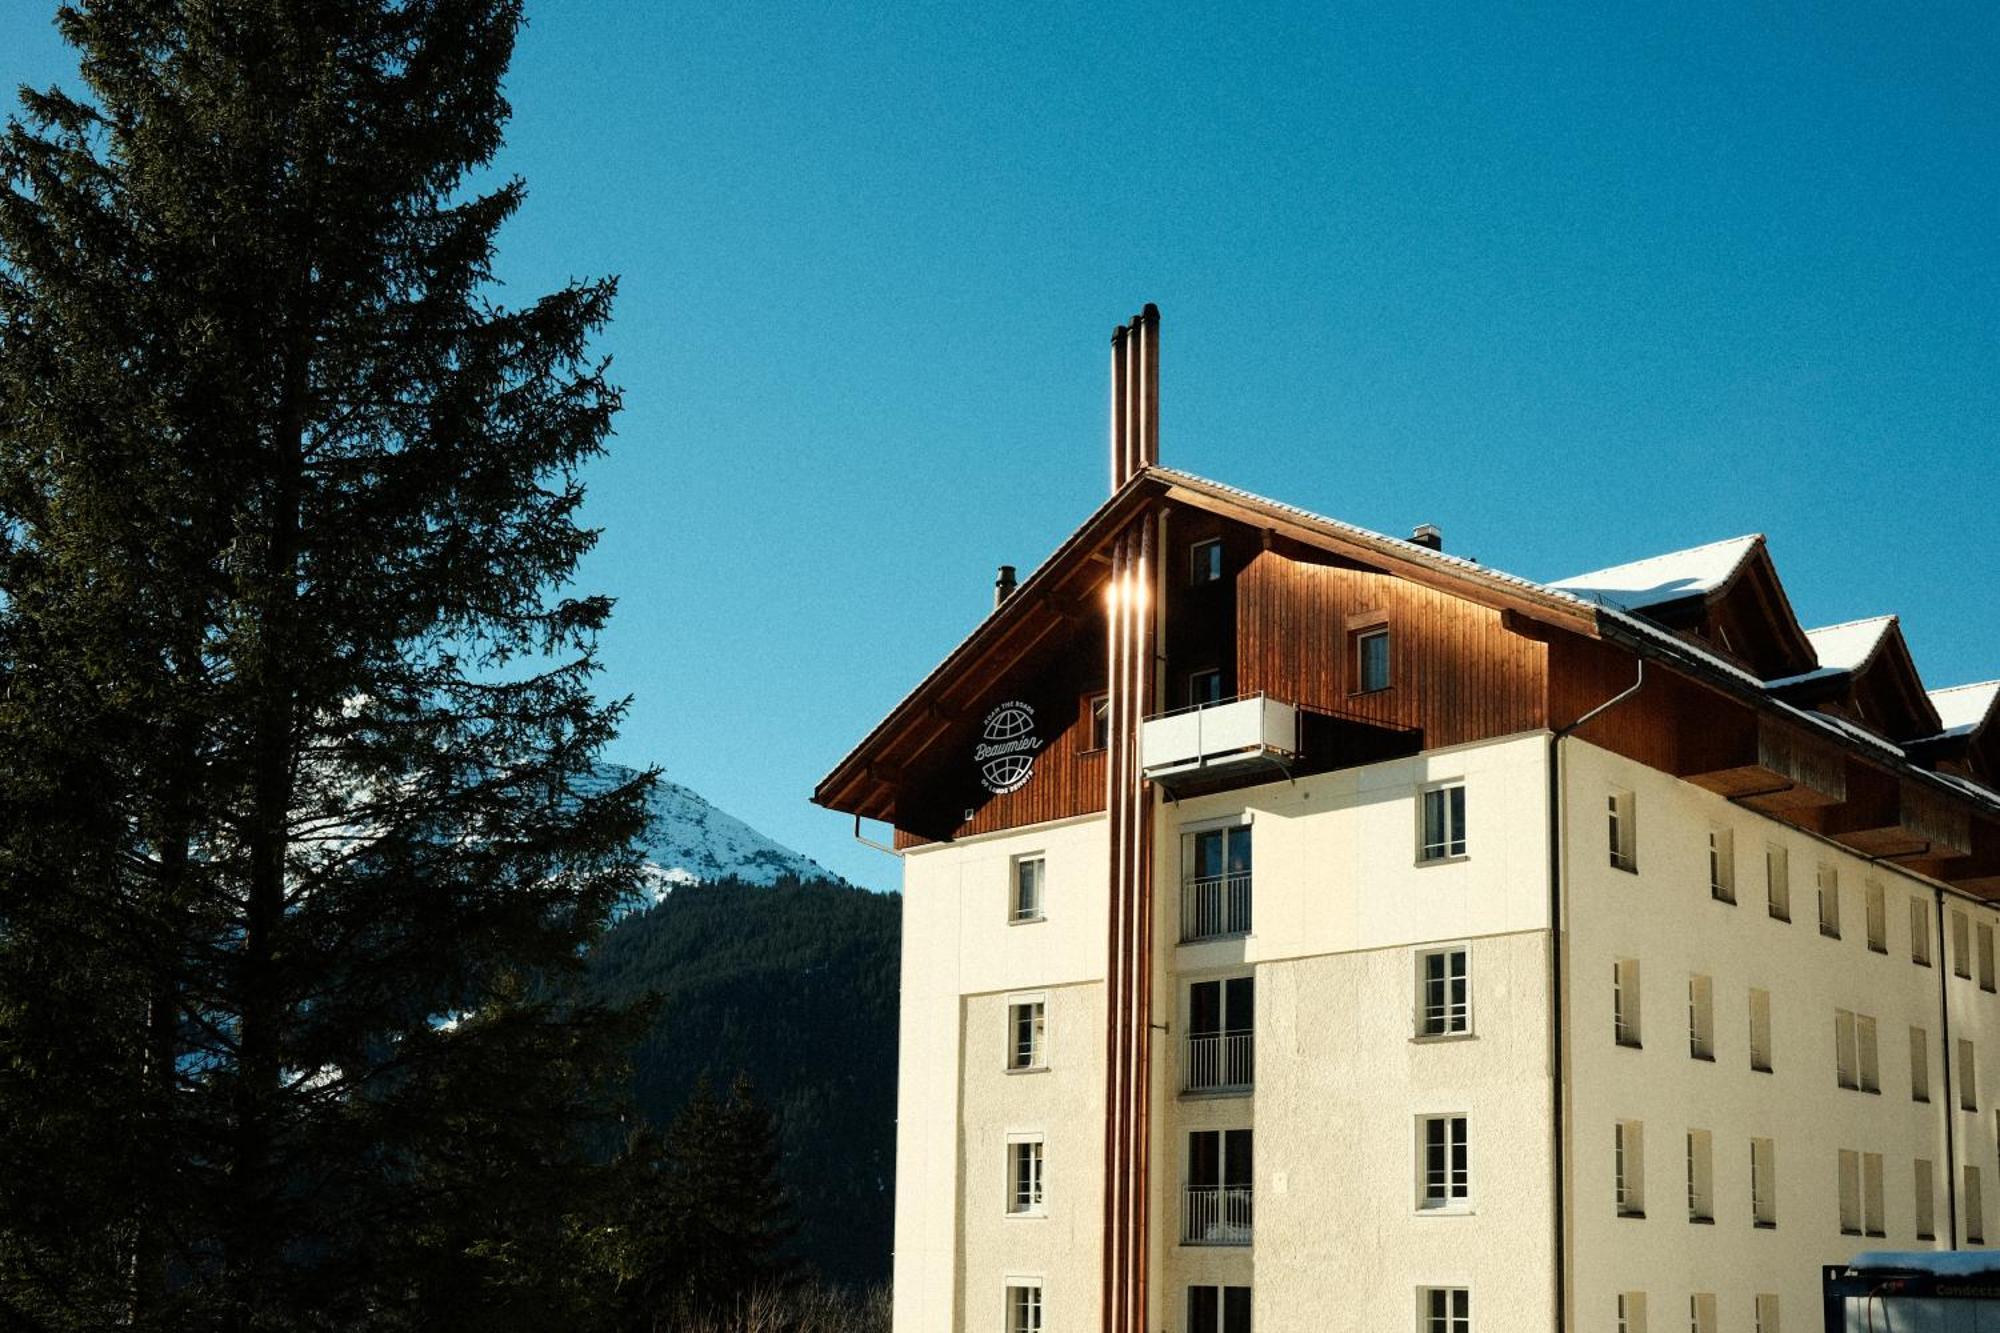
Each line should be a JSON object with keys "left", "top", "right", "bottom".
{"left": 1354, "top": 626, "right": 1391, "bottom": 693}
{"left": 1420, "top": 1287, "right": 1470, "bottom": 1333}
{"left": 1006, "top": 1281, "right": 1044, "bottom": 1333}
{"left": 1420, "top": 784, "right": 1468, "bottom": 862}
{"left": 1190, "top": 538, "right": 1223, "bottom": 586}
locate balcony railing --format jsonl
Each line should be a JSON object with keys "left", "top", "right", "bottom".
{"left": 1183, "top": 1030, "right": 1254, "bottom": 1094}
{"left": 1140, "top": 694, "right": 1298, "bottom": 786}
{"left": 1181, "top": 872, "right": 1252, "bottom": 942}
{"left": 1181, "top": 1184, "right": 1253, "bottom": 1246}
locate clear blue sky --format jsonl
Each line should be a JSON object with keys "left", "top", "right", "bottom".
{"left": 5, "top": 3, "right": 1995, "bottom": 890}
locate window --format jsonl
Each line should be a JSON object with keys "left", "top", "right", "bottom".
{"left": 1008, "top": 998, "right": 1046, "bottom": 1071}
{"left": 1419, "top": 1115, "right": 1470, "bottom": 1210}
{"left": 1607, "top": 788, "right": 1637, "bottom": 872}
{"left": 1421, "top": 784, "right": 1468, "bottom": 861}
{"left": 1186, "top": 1285, "right": 1251, "bottom": 1333}
{"left": 1912, "top": 897, "right": 1933, "bottom": 966}
{"left": 1911, "top": 1027, "right": 1931, "bottom": 1103}
{"left": 1182, "top": 824, "right": 1252, "bottom": 941}
{"left": 1190, "top": 538, "right": 1223, "bottom": 586}
{"left": 1838, "top": 1149, "right": 1861, "bottom": 1234}
{"left": 1863, "top": 1152, "right": 1885, "bottom": 1237}
{"left": 1186, "top": 976, "right": 1254, "bottom": 1093}
{"left": 1834, "top": 1010, "right": 1878, "bottom": 1091}
{"left": 1006, "top": 1281, "right": 1043, "bottom": 1333}
{"left": 1614, "top": 960, "right": 1642, "bottom": 1049}
{"left": 1689, "top": 1293, "right": 1716, "bottom": 1333}
{"left": 1865, "top": 882, "right": 1886, "bottom": 953}
{"left": 1766, "top": 846, "right": 1790, "bottom": 922}
{"left": 1858, "top": 1016, "right": 1879, "bottom": 1093}
{"left": 1188, "top": 668, "right": 1224, "bottom": 706}
{"left": 1355, "top": 626, "right": 1391, "bottom": 693}
{"left": 1961, "top": 1039, "right": 1978, "bottom": 1111}
{"left": 1687, "top": 976, "right": 1714, "bottom": 1061}
{"left": 1420, "top": 1287, "right": 1469, "bottom": 1333}
{"left": 1817, "top": 864, "right": 1840, "bottom": 939}
{"left": 1708, "top": 828, "right": 1734, "bottom": 903}
{"left": 1969, "top": 1165, "right": 1986, "bottom": 1245}
{"left": 1916, "top": 1158, "right": 1936, "bottom": 1240}
{"left": 1086, "top": 693, "right": 1110, "bottom": 751}
{"left": 1615, "top": 1121, "right": 1645, "bottom": 1217}
{"left": 1007, "top": 1137, "right": 1044, "bottom": 1215}
{"left": 1750, "top": 1137, "right": 1776, "bottom": 1227}
{"left": 1754, "top": 1293, "right": 1780, "bottom": 1333}
{"left": 1011, "top": 855, "right": 1045, "bottom": 922}
{"left": 1617, "top": 1293, "right": 1647, "bottom": 1333}
{"left": 1184, "top": 1129, "right": 1252, "bottom": 1245}
{"left": 1686, "top": 1129, "right": 1713, "bottom": 1222}
{"left": 1981, "top": 922, "right": 1996, "bottom": 992}
{"left": 1954, "top": 910, "right": 1972, "bottom": 979}
{"left": 1418, "top": 947, "right": 1470, "bottom": 1037}
{"left": 1749, "top": 989, "right": 1773, "bottom": 1073}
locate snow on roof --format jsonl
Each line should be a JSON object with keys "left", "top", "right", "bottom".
{"left": 1547, "top": 535, "right": 1763, "bottom": 612}
{"left": 1804, "top": 616, "right": 1897, "bottom": 673}
{"left": 1931, "top": 681, "right": 2000, "bottom": 738}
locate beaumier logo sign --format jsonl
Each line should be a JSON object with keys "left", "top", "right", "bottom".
{"left": 975, "top": 701, "right": 1044, "bottom": 795}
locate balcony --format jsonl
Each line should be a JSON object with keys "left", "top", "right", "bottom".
{"left": 1183, "top": 1030, "right": 1254, "bottom": 1094}
{"left": 1140, "top": 694, "right": 1299, "bottom": 788}
{"left": 1182, "top": 1184, "right": 1253, "bottom": 1246}
{"left": 1181, "top": 872, "right": 1252, "bottom": 943}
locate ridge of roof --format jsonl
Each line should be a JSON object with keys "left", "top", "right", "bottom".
{"left": 1547, "top": 533, "right": 1765, "bottom": 611}
{"left": 1929, "top": 681, "right": 2000, "bottom": 738}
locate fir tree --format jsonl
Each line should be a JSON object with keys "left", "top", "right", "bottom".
{"left": 0, "top": 3, "right": 650, "bottom": 1328}
{"left": 664, "top": 1075, "right": 796, "bottom": 1317}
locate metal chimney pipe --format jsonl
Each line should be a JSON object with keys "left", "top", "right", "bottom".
{"left": 994, "top": 564, "right": 1018, "bottom": 608}
{"left": 1109, "top": 325, "right": 1130, "bottom": 494}
{"left": 1411, "top": 523, "right": 1443, "bottom": 552}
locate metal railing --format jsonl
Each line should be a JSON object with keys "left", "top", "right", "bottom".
{"left": 1181, "top": 873, "right": 1252, "bottom": 942}
{"left": 1183, "top": 1031, "right": 1254, "bottom": 1093}
{"left": 1181, "top": 1184, "right": 1253, "bottom": 1246}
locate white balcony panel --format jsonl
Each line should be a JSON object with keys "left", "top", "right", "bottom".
{"left": 1140, "top": 694, "right": 1298, "bottom": 782}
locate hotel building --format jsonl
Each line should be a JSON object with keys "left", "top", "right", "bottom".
{"left": 813, "top": 306, "right": 2000, "bottom": 1333}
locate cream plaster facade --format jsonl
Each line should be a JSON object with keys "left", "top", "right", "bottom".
{"left": 891, "top": 733, "right": 2000, "bottom": 1332}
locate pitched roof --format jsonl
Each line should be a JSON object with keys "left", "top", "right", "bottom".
{"left": 1932, "top": 682, "right": 2000, "bottom": 739}
{"left": 1548, "top": 535, "right": 1764, "bottom": 611}
{"left": 1804, "top": 616, "right": 1899, "bottom": 673}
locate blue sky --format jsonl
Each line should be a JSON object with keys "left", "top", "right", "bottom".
{"left": 5, "top": 3, "right": 1995, "bottom": 890}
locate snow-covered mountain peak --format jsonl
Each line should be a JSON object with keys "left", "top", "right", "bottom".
{"left": 590, "top": 764, "right": 835, "bottom": 900}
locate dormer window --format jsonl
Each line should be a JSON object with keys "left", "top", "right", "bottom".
{"left": 1190, "top": 538, "right": 1223, "bottom": 587}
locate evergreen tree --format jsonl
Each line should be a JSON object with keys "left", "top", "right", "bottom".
{"left": 664, "top": 1075, "right": 796, "bottom": 1317}
{"left": 0, "top": 3, "right": 649, "bottom": 1328}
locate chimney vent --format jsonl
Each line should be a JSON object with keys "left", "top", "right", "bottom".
{"left": 994, "top": 564, "right": 1018, "bottom": 607}
{"left": 1410, "top": 524, "right": 1443, "bottom": 552}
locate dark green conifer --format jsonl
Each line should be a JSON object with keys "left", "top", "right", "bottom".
{"left": 0, "top": 3, "right": 649, "bottom": 1328}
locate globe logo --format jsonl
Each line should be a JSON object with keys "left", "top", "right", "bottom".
{"left": 975, "top": 700, "right": 1043, "bottom": 795}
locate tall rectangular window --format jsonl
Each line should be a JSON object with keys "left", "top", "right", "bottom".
{"left": 1689, "top": 1293, "right": 1716, "bottom": 1333}
{"left": 1607, "top": 789, "right": 1637, "bottom": 872}
{"left": 1189, "top": 538, "right": 1223, "bottom": 586}
{"left": 1913, "top": 897, "right": 1933, "bottom": 966}
{"left": 1615, "top": 1121, "right": 1646, "bottom": 1217}
{"left": 1355, "top": 626, "right": 1391, "bottom": 693}
{"left": 1418, "top": 947, "right": 1471, "bottom": 1037}
{"left": 1006, "top": 1282, "right": 1043, "bottom": 1333}
{"left": 1186, "top": 1285, "right": 1251, "bottom": 1333}
{"left": 1087, "top": 693, "right": 1110, "bottom": 751}
{"left": 1835, "top": 1010, "right": 1858, "bottom": 1090}
{"left": 1968, "top": 1165, "right": 1986, "bottom": 1245}
{"left": 1817, "top": 864, "right": 1841, "bottom": 939}
{"left": 1008, "top": 998, "right": 1046, "bottom": 1071}
{"left": 1838, "top": 1149, "right": 1861, "bottom": 1234}
{"left": 1421, "top": 784, "right": 1468, "bottom": 861}
{"left": 1954, "top": 910, "right": 1972, "bottom": 979}
{"left": 1857, "top": 1015, "right": 1880, "bottom": 1093}
{"left": 1749, "top": 989, "right": 1773, "bottom": 1073}
{"left": 1911, "top": 1026, "right": 1931, "bottom": 1103}
{"left": 1011, "top": 855, "right": 1045, "bottom": 922}
{"left": 1616, "top": 1292, "right": 1647, "bottom": 1333}
{"left": 1686, "top": 1129, "right": 1713, "bottom": 1222}
{"left": 1614, "top": 960, "right": 1642, "bottom": 1048}
{"left": 1708, "top": 828, "right": 1735, "bottom": 903}
{"left": 1866, "top": 881, "right": 1887, "bottom": 953}
{"left": 1750, "top": 1137, "right": 1776, "bottom": 1227}
{"left": 1186, "top": 976, "right": 1254, "bottom": 1093}
{"left": 1962, "top": 1039, "right": 1978, "bottom": 1111}
{"left": 1182, "top": 824, "right": 1252, "bottom": 941}
{"left": 1767, "top": 846, "right": 1790, "bottom": 922}
{"left": 1420, "top": 1287, "right": 1469, "bottom": 1333}
{"left": 1007, "top": 1137, "right": 1044, "bottom": 1216}
{"left": 1916, "top": 1158, "right": 1936, "bottom": 1240}
{"left": 1419, "top": 1115, "right": 1470, "bottom": 1210}
{"left": 1754, "top": 1294, "right": 1780, "bottom": 1333}
{"left": 1184, "top": 1129, "right": 1252, "bottom": 1246}
{"left": 1687, "top": 976, "right": 1714, "bottom": 1061}
{"left": 1863, "top": 1152, "right": 1885, "bottom": 1237}
{"left": 1981, "top": 923, "right": 1996, "bottom": 993}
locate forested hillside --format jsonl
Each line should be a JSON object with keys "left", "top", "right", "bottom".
{"left": 587, "top": 877, "right": 901, "bottom": 1287}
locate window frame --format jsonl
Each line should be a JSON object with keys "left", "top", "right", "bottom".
{"left": 1006, "top": 994, "right": 1047, "bottom": 1073}
{"left": 1817, "top": 863, "right": 1841, "bottom": 940}
{"left": 1686, "top": 1128, "right": 1714, "bottom": 1223}
{"left": 1416, "top": 945, "right": 1472, "bottom": 1039}
{"left": 1416, "top": 1113, "right": 1471, "bottom": 1212}
{"left": 1353, "top": 624, "right": 1392, "bottom": 694}
{"left": 1865, "top": 880, "right": 1886, "bottom": 953}
{"left": 1687, "top": 975, "right": 1714, "bottom": 1062}
{"left": 1607, "top": 788, "right": 1637, "bottom": 873}
{"left": 1189, "top": 537, "right": 1224, "bottom": 587}
{"left": 1005, "top": 1133, "right": 1045, "bottom": 1217}
{"left": 1766, "top": 845, "right": 1791, "bottom": 922}
{"left": 1418, "top": 1286, "right": 1471, "bottom": 1333}
{"left": 1750, "top": 1136, "right": 1776, "bottom": 1227}
{"left": 1613, "top": 959, "right": 1642, "bottom": 1050}
{"left": 1614, "top": 1120, "right": 1645, "bottom": 1218}
{"left": 1913, "top": 897, "right": 1934, "bottom": 966}
{"left": 1010, "top": 853, "right": 1046, "bottom": 924}
{"left": 1418, "top": 782, "right": 1469, "bottom": 864}
{"left": 1708, "top": 827, "right": 1735, "bottom": 903}
{"left": 1004, "top": 1278, "right": 1045, "bottom": 1333}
